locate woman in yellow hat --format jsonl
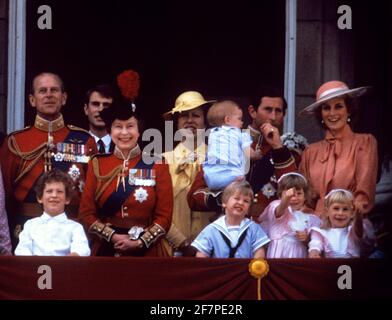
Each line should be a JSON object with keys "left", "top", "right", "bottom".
{"left": 299, "top": 80, "right": 378, "bottom": 217}
{"left": 162, "top": 91, "right": 216, "bottom": 256}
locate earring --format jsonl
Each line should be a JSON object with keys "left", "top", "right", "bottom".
{"left": 347, "top": 117, "right": 351, "bottom": 123}
{"left": 321, "top": 120, "right": 324, "bottom": 124}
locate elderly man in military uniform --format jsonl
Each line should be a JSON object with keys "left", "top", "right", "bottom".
{"left": 0, "top": 72, "right": 97, "bottom": 249}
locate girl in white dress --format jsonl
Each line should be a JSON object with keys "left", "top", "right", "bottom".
{"left": 259, "top": 173, "right": 321, "bottom": 258}
{"left": 308, "top": 189, "right": 375, "bottom": 258}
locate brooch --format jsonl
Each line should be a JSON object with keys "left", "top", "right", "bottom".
{"left": 134, "top": 187, "right": 148, "bottom": 203}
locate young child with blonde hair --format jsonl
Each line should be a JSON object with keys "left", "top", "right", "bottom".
{"left": 203, "top": 100, "right": 261, "bottom": 190}
{"left": 259, "top": 172, "right": 321, "bottom": 258}
{"left": 308, "top": 189, "right": 375, "bottom": 258}
{"left": 192, "top": 180, "right": 269, "bottom": 258}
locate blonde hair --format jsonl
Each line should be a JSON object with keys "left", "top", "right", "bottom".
{"left": 324, "top": 189, "right": 354, "bottom": 208}
{"left": 207, "top": 100, "right": 240, "bottom": 127}
{"left": 321, "top": 189, "right": 354, "bottom": 228}
{"left": 222, "top": 180, "right": 254, "bottom": 204}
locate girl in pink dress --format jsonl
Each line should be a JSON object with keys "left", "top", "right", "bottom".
{"left": 259, "top": 173, "right": 321, "bottom": 258}
{"left": 308, "top": 189, "right": 375, "bottom": 258}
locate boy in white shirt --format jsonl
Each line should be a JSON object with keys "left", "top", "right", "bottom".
{"left": 15, "top": 169, "right": 90, "bottom": 256}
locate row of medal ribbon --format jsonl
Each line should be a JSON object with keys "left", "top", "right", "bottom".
{"left": 129, "top": 168, "right": 156, "bottom": 187}
{"left": 51, "top": 143, "right": 90, "bottom": 164}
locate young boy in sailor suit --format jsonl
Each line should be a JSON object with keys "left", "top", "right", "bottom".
{"left": 192, "top": 181, "right": 269, "bottom": 258}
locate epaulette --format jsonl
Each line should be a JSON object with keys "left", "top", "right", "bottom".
{"left": 8, "top": 126, "right": 31, "bottom": 137}
{"left": 67, "top": 125, "right": 90, "bottom": 135}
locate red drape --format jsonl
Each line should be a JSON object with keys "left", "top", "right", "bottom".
{"left": 0, "top": 257, "right": 390, "bottom": 300}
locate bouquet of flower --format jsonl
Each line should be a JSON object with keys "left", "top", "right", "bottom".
{"left": 281, "top": 132, "right": 309, "bottom": 155}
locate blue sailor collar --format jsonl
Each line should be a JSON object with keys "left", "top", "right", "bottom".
{"left": 211, "top": 216, "right": 252, "bottom": 240}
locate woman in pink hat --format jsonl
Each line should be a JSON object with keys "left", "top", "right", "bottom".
{"left": 299, "top": 81, "right": 378, "bottom": 217}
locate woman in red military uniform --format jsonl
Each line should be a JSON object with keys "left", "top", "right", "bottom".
{"left": 78, "top": 96, "right": 173, "bottom": 256}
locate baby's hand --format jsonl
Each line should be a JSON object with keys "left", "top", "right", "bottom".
{"left": 295, "top": 230, "right": 308, "bottom": 242}
{"left": 67, "top": 252, "right": 79, "bottom": 257}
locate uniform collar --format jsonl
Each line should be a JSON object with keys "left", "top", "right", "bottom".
{"left": 34, "top": 114, "right": 65, "bottom": 132}
{"left": 113, "top": 144, "right": 141, "bottom": 160}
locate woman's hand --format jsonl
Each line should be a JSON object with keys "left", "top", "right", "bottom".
{"left": 111, "top": 233, "right": 129, "bottom": 244}
{"left": 114, "top": 239, "right": 143, "bottom": 254}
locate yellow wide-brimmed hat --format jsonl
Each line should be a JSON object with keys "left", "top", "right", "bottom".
{"left": 300, "top": 80, "right": 370, "bottom": 115}
{"left": 163, "top": 91, "right": 216, "bottom": 120}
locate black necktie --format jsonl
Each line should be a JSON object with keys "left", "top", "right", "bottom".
{"left": 98, "top": 139, "right": 105, "bottom": 154}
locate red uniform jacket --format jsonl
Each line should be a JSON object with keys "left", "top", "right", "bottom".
{"left": 78, "top": 151, "right": 173, "bottom": 256}
{"left": 0, "top": 116, "right": 97, "bottom": 240}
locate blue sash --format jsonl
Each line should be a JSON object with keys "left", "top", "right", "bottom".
{"left": 98, "top": 159, "right": 155, "bottom": 218}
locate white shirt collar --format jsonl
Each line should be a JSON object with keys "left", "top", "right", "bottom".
{"left": 220, "top": 125, "right": 240, "bottom": 131}
{"left": 89, "top": 132, "right": 111, "bottom": 146}
{"left": 41, "top": 212, "right": 67, "bottom": 222}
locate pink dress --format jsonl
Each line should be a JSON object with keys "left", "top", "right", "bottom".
{"left": 309, "top": 219, "right": 375, "bottom": 258}
{"left": 260, "top": 200, "right": 321, "bottom": 258}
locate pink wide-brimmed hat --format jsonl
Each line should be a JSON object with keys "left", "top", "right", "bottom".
{"left": 300, "top": 80, "right": 370, "bottom": 114}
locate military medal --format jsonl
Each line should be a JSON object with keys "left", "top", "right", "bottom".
{"left": 129, "top": 169, "right": 137, "bottom": 186}
{"left": 134, "top": 168, "right": 156, "bottom": 187}
{"left": 54, "top": 152, "right": 65, "bottom": 162}
{"left": 68, "top": 164, "right": 81, "bottom": 181}
{"left": 134, "top": 187, "right": 148, "bottom": 203}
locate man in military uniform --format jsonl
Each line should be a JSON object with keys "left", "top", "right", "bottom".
{"left": 0, "top": 72, "right": 97, "bottom": 249}
{"left": 188, "top": 86, "right": 298, "bottom": 220}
